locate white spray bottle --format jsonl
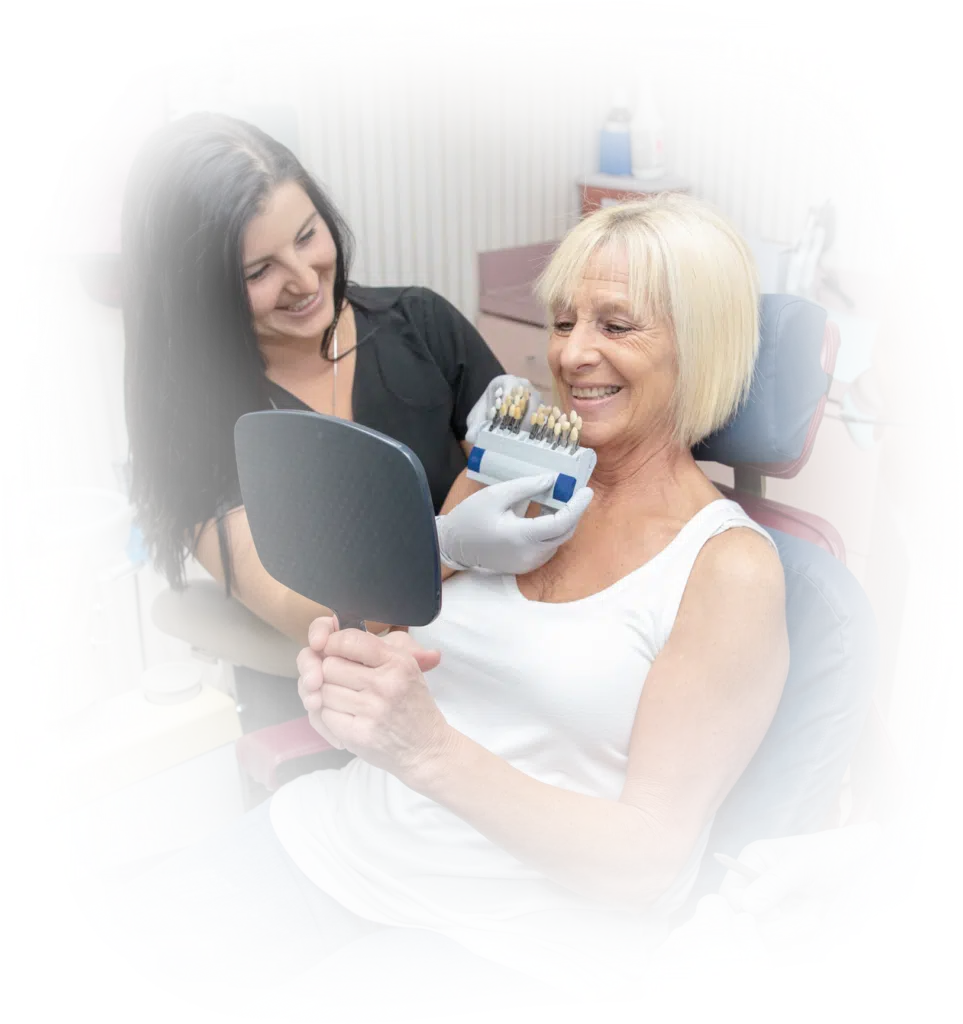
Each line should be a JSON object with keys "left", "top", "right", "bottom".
{"left": 626, "top": 62, "right": 663, "bottom": 181}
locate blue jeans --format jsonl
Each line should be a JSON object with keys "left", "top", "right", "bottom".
{"left": 90, "top": 801, "right": 554, "bottom": 1020}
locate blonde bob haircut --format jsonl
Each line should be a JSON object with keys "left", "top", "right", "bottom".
{"left": 536, "top": 193, "right": 759, "bottom": 448}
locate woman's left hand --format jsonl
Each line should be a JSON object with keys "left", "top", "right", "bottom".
{"left": 298, "top": 618, "right": 452, "bottom": 779}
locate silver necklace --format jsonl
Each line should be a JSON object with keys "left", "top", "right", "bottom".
{"left": 331, "top": 327, "right": 338, "bottom": 414}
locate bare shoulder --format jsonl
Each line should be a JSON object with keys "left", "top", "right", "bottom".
{"left": 691, "top": 525, "right": 784, "bottom": 594}
{"left": 669, "top": 524, "right": 789, "bottom": 685}
{"left": 675, "top": 525, "right": 786, "bottom": 639}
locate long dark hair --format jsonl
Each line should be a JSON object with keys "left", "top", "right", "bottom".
{"left": 122, "top": 113, "right": 353, "bottom": 591}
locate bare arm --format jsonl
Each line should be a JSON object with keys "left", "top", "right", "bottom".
{"left": 193, "top": 509, "right": 339, "bottom": 644}
{"left": 402, "top": 528, "right": 789, "bottom": 908}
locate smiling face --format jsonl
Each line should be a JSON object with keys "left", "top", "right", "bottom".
{"left": 540, "top": 196, "right": 760, "bottom": 452}
{"left": 548, "top": 246, "right": 679, "bottom": 452}
{"left": 242, "top": 181, "right": 338, "bottom": 346}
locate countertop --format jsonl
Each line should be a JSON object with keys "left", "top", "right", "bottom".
{"left": 577, "top": 172, "right": 692, "bottom": 193}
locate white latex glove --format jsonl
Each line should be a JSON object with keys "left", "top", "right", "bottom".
{"left": 639, "top": 892, "right": 774, "bottom": 995}
{"left": 465, "top": 375, "right": 544, "bottom": 445}
{"left": 717, "top": 823, "right": 885, "bottom": 942}
{"left": 436, "top": 474, "right": 593, "bottom": 575}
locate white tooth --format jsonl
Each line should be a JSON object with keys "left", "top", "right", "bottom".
{"left": 290, "top": 292, "right": 316, "bottom": 311}
{"left": 574, "top": 386, "right": 620, "bottom": 398}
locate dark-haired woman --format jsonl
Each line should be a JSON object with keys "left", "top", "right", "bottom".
{"left": 122, "top": 115, "right": 591, "bottom": 678}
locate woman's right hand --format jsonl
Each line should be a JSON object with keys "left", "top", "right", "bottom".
{"left": 297, "top": 617, "right": 441, "bottom": 748}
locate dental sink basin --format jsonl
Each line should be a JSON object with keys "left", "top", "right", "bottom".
{"left": 8, "top": 485, "right": 133, "bottom": 569}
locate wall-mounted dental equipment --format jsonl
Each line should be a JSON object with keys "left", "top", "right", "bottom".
{"left": 786, "top": 197, "right": 852, "bottom": 309}
{"left": 466, "top": 385, "right": 597, "bottom": 510}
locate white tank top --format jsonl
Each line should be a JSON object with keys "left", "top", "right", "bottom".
{"left": 271, "top": 499, "right": 774, "bottom": 983}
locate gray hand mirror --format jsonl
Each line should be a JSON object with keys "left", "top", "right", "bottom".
{"left": 234, "top": 411, "right": 442, "bottom": 630}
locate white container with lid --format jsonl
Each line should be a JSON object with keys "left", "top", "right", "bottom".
{"left": 630, "top": 80, "right": 666, "bottom": 181}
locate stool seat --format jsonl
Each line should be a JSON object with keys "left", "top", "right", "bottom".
{"left": 152, "top": 579, "right": 300, "bottom": 679}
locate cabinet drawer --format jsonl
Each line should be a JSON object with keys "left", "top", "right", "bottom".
{"left": 476, "top": 313, "right": 553, "bottom": 392}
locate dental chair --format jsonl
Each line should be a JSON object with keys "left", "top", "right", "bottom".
{"left": 154, "top": 295, "right": 879, "bottom": 876}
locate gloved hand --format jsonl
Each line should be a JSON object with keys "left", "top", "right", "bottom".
{"left": 639, "top": 892, "right": 774, "bottom": 995}
{"left": 465, "top": 375, "right": 544, "bottom": 445}
{"left": 717, "top": 823, "right": 885, "bottom": 942}
{"left": 436, "top": 474, "right": 593, "bottom": 575}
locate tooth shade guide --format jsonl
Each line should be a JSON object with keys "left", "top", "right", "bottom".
{"left": 468, "top": 391, "right": 596, "bottom": 509}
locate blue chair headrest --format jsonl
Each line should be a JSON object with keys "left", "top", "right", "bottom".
{"left": 690, "top": 527, "right": 878, "bottom": 901}
{"left": 693, "top": 295, "right": 830, "bottom": 467}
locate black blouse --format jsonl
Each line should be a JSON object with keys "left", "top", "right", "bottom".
{"left": 263, "top": 285, "right": 505, "bottom": 514}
